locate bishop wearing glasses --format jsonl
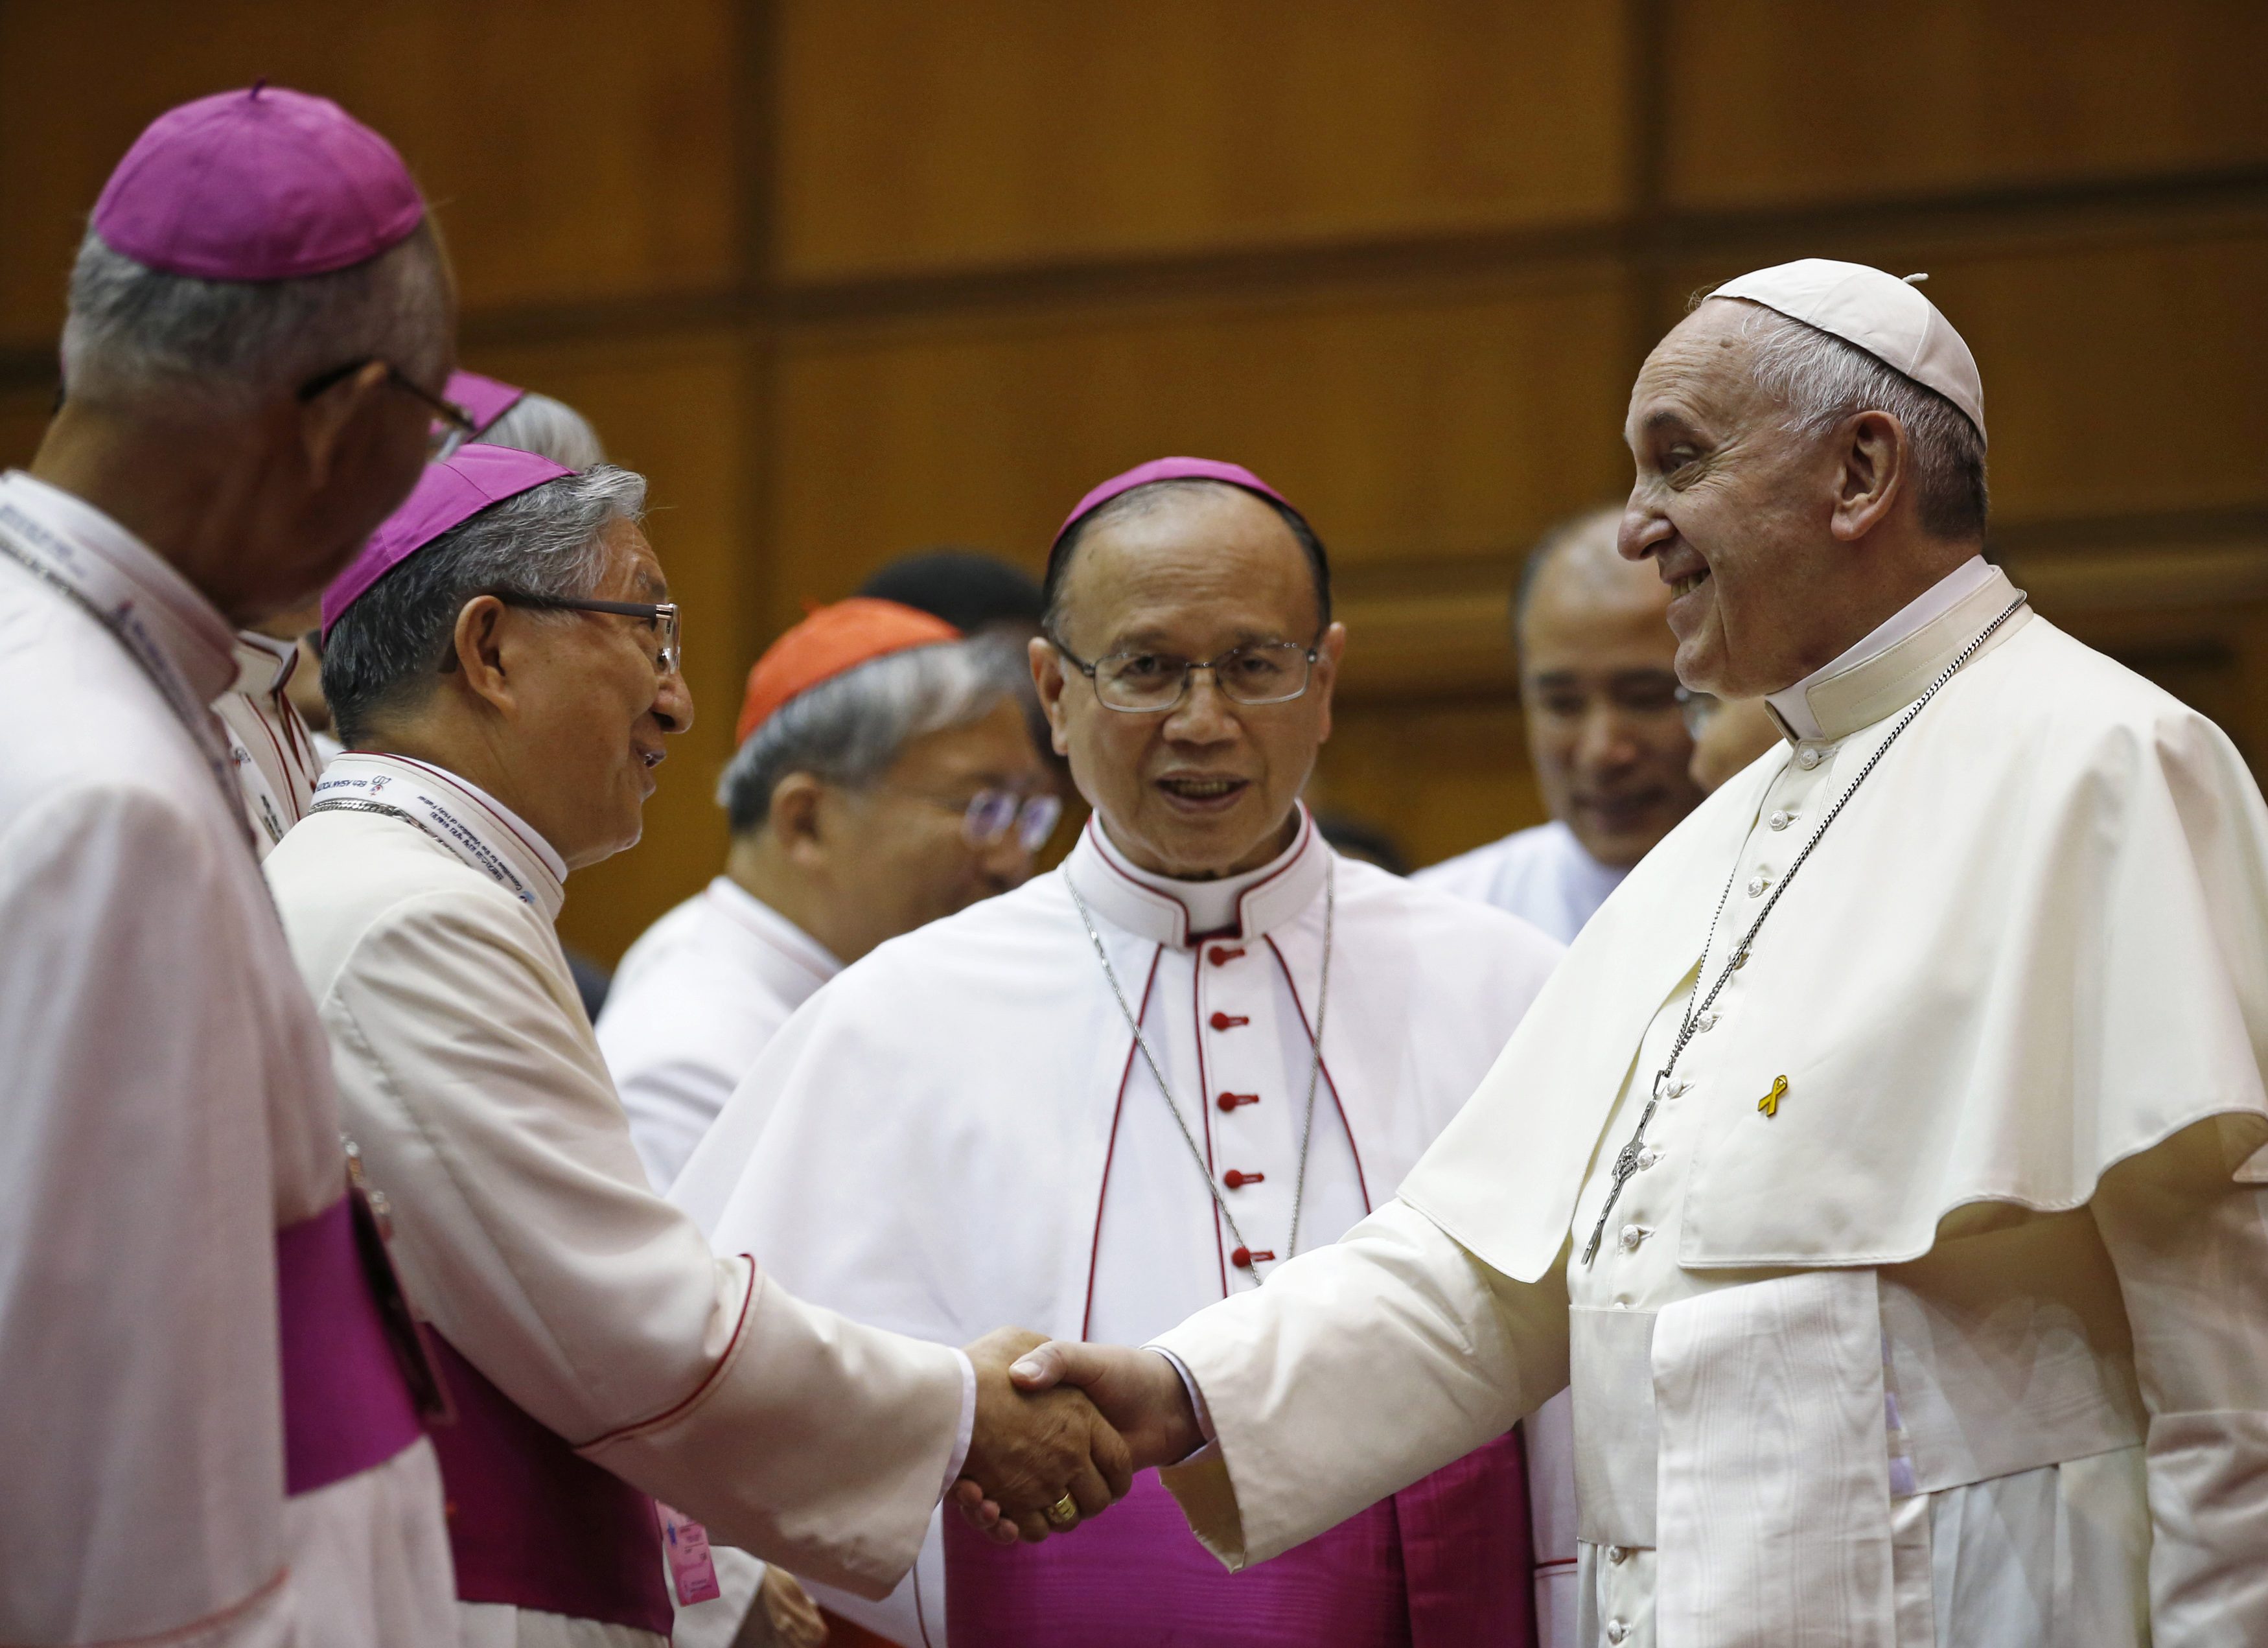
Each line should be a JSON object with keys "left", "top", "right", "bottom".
{"left": 673, "top": 458, "right": 1567, "bottom": 1647}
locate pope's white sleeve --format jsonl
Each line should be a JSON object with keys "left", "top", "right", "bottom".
{"left": 1150, "top": 1197, "right": 1570, "bottom": 1570}
{"left": 2091, "top": 1115, "right": 2268, "bottom": 1646}
{"left": 320, "top": 891, "right": 966, "bottom": 1598}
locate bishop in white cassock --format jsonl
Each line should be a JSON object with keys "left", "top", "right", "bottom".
{"left": 997, "top": 264, "right": 2268, "bottom": 1648}
{"left": 273, "top": 446, "right": 1124, "bottom": 1647}
{"left": 0, "top": 87, "right": 463, "bottom": 1647}
{"left": 676, "top": 457, "right": 1566, "bottom": 1648}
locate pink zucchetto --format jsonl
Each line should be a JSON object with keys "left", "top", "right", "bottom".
{"left": 1711, "top": 259, "right": 1986, "bottom": 443}
{"left": 1051, "top": 457, "right": 1298, "bottom": 551}
{"left": 445, "top": 371, "right": 528, "bottom": 439}
{"left": 92, "top": 83, "right": 425, "bottom": 283}
{"left": 322, "top": 444, "right": 573, "bottom": 638}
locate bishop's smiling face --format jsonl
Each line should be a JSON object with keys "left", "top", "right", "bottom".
{"left": 1034, "top": 484, "right": 1346, "bottom": 880}
{"left": 1619, "top": 299, "right": 1855, "bottom": 699}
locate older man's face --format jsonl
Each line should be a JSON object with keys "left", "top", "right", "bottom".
{"left": 1035, "top": 487, "right": 1345, "bottom": 879}
{"left": 508, "top": 518, "right": 695, "bottom": 868}
{"left": 1618, "top": 299, "right": 1848, "bottom": 698}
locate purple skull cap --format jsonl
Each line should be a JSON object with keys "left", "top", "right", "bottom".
{"left": 93, "top": 83, "right": 426, "bottom": 281}
{"left": 323, "top": 444, "right": 573, "bottom": 638}
{"left": 1051, "top": 457, "right": 1297, "bottom": 551}
{"left": 446, "top": 370, "right": 527, "bottom": 438}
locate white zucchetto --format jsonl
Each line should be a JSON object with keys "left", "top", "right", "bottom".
{"left": 1713, "top": 258, "right": 1986, "bottom": 444}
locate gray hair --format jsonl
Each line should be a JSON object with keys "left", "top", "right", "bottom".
{"left": 322, "top": 463, "right": 647, "bottom": 744}
{"left": 478, "top": 391, "right": 607, "bottom": 470}
{"left": 60, "top": 222, "right": 452, "bottom": 416}
{"left": 719, "top": 634, "right": 1030, "bottom": 834}
{"left": 1728, "top": 301, "right": 1988, "bottom": 540}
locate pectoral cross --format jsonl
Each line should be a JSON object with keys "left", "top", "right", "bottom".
{"left": 1581, "top": 1077, "right": 1665, "bottom": 1265}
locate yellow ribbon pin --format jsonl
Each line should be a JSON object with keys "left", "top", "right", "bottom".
{"left": 1757, "top": 1074, "right": 1788, "bottom": 1118}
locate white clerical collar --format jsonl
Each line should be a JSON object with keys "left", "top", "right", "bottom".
{"left": 706, "top": 876, "right": 842, "bottom": 982}
{"left": 0, "top": 468, "right": 238, "bottom": 709}
{"left": 1766, "top": 555, "right": 2018, "bottom": 745}
{"left": 1066, "top": 808, "right": 1326, "bottom": 948}
{"left": 231, "top": 629, "right": 300, "bottom": 697}
{"left": 313, "top": 750, "right": 570, "bottom": 918}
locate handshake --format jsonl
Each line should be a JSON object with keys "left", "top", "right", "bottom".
{"left": 951, "top": 1328, "right": 1207, "bottom": 1544}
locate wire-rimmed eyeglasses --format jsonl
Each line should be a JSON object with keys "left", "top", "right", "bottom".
{"left": 879, "top": 785, "right": 1063, "bottom": 854}
{"left": 492, "top": 592, "right": 682, "bottom": 676}
{"left": 297, "top": 358, "right": 476, "bottom": 456}
{"left": 1052, "top": 636, "right": 1323, "bottom": 714}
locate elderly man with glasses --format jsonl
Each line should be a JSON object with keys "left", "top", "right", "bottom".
{"left": 673, "top": 458, "right": 1566, "bottom": 1648}
{"left": 600, "top": 597, "right": 1054, "bottom": 1199}
{"left": 264, "top": 445, "right": 1131, "bottom": 1647}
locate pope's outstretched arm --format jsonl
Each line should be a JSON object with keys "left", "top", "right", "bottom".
{"left": 976, "top": 1199, "right": 1571, "bottom": 1566}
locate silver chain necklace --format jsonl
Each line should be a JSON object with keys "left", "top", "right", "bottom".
{"left": 1582, "top": 593, "right": 2028, "bottom": 1266}
{"left": 1069, "top": 863, "right": 1334, "bottom": 1280}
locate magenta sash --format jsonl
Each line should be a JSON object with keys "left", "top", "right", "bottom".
{"left": 275, "top": 1195, "right": 424, "bottom": 1494}
{"left": 424, "top": 1334, "right": 674, "bottom": 1635}
{"left": 946, "top": 1430, "right": 1536, "bottom": 1647}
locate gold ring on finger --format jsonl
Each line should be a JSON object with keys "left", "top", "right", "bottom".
{"left": 1044, "top": 1492, "right": 1079, "bottom": 1528}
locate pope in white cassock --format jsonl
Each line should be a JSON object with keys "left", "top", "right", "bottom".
{"left": 675, "top": 456, "right": 1568, "bottom": 1647}
{"left": 267, "top": 445, "right": 1128, "bottom": 1647}
{"left": 989, "top": 262, "right": 2268, "bottom": 1648}
{"left": 0, "top": 87, "right": 468, "bottom": 1647}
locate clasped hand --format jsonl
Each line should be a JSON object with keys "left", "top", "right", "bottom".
{"left": 953, "top": 1329, "right": 1204, "bottom": 1546}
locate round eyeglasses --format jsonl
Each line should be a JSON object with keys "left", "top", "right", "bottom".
{"left": 1052, "top": 637, "right": 1321, "bottom": 714}
{"left": 881, "top": 786, "right": 1063, "bottom": 854}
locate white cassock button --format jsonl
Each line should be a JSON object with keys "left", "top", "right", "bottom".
{"left": 1769, "top": 809, "right": 1793, "bottom": 830}
{"left": 1796, "top": 746, "right": 1823, "bottom": 769}
{"left": 1747, "top": 874, "right": 1769, "bottom": 897}
{"left": 1665, "top": 1078, "right": 1690, "bottom": 1100}
{"left": 1618, "top": 1223, "right": 1650, "bottom": 1253}
{"left": 1694, "top": 1011, "right": 1717, "bottom": 1032}
{"left": 1607, "top": 1544, "right": 1630, "bottom": 1565}
{"left": 1637, "top": 1147, "right": 1661, "bottom": 1170}
{"left": 1606, "top": 1621, "right": 1632, "bottom": 1644}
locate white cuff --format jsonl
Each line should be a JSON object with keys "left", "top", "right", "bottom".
{"left": 1145, "top": 1345, "right": 1221, "bottom": 1464}
{"left": 940, "top": 1348, "right": 977, "bottom": 1497}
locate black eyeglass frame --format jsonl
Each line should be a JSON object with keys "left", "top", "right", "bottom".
{"left": 1049, "top": 633, "right": 1325, "bottom": 715}
{"left": 491, "top": 592, "right": 682, "bottom": 676}
{"left": 297, "top": 358, "right": 478, "bottom": 450}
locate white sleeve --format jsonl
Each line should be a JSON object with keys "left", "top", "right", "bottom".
{"left": 2091, "top": 1115, "right": 2268, "bottom": 1646}
{"left": 1151, "top": 1197, "right": 1570, "bottom": 1569}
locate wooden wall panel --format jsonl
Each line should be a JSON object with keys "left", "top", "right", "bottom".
{"left": 766, "top": 270, "right": 1632, "bottom": 636}
{"left": 775, "top": 0, "right": 1630, "bottom": 279}
{"left": 0, "top": 0, "right": 738, "bottom": 349}
{"left": 461, "top": 329, "right": 759, "bottom": 965}
{"left": 1661, "top": 0, "right": 2268, "bottom": 209}
{"left": 1311, "top": 699, "right": 1540, "bottom": 870}
{"left": 0, "top": 388, "right": 52, "bottom": 472}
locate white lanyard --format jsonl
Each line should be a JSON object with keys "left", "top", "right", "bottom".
{"left": 310, "top": 756, "right": 553, "bottom": 907}
{"left": 0, "top": 496, "right": 251, "bottom": 852}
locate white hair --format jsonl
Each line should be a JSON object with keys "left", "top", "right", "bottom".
{"left": 60, "top": 222, "right": 451, "bottom": 416}
{"left": 321, "top": 463, "right": 647, "bottom": 743}
{"left": 477, "top": 391, "right": 607, "bottom": 470}
{"left": 719, "top": 635, "right": 1030, "bottom": 833}
{"left": 1728, "top": 301, "right": 1988, "bottom": 540}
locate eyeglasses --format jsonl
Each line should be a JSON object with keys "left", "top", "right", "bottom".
{"left": 881, "top": 786, "right": 1063, "bottom": 854}
{"left": 1052, "top": 636, "right": 1322, "bottom": 714}
{"left": 297, "top": 358, "right": 477, "bottom": 456}
{"left": 492, "top": 592, "right": 682, "bottom": 676}
{"left": 1674, "top": 685, "right": 1720, "bottom": 739}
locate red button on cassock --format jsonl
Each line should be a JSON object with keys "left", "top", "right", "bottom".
{"left": 1216, "top": 1091, "right": 1258, "bottom": 1113}
{"left": 1208, "top": 946, "right": 1245, "bottom": 966}
{"left": 1209, "top": 1012, "right": 1251, "bottom": 1030}
{"left": 1231, "top": 1246, "right": 1253, "bottom": 1270}
{"left": 1223, "top": 1169, "right": 1264, "bottom": 1189}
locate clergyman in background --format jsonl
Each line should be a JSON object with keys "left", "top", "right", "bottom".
{"left": 1418, "top": 505, "right": 1704, "bottom": 942}
{"left": 598, "top": 596, "right": 1053, "bottom": 1195}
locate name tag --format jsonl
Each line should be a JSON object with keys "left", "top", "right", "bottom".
{"left": 657, "top": 1503, "right": 722, "bottom": 1605}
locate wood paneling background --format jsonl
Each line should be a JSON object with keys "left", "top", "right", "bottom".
{"left": 3, "top": 1, "right": 2263, "bottom": 957}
